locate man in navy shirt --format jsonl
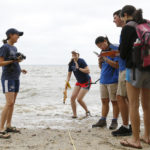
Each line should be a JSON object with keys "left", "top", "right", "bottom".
{"left": 111, "top": 10, "right": 132, "bottom": 137}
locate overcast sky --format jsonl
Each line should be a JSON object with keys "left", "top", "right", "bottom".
{"left": 0, "top": 0, "right": 149, "bottom": 65}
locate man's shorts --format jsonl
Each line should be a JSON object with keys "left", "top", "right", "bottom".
{"left": 117, "top": 70, "right": 127, "bottom": 97}
{"left": 126, "top": 68, "right": 150, "bottom": 89}
{"left": 1, "top": 80, "right": 20, "bottom": 93}
{"left": 100, "top": 83, "right": 118, "bottom": 101}
{"left": 76, "top": 79, "right": 91, "bottom": 90}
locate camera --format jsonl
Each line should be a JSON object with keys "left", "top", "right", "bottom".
{"left": 8, "top": 52, "right": 26, "bottom": 61}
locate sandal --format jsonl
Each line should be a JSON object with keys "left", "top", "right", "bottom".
{"left": 120, "top": 139, "right": 142, "bottom": 149}
{"left": 72, "top": 116, "right": 77, "bottom": 119}
{"left": 6, "top": 127, "right": 20, "bottom": 133}
{"left": 0, "top": 131, "right": 11, "bottom": 139}
{"left": 86, "top": 111, "right": 91, "bottom": 117}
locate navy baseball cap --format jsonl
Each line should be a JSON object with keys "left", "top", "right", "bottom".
{"left": 6, "top": 28, "right": 24, "bottom": 36}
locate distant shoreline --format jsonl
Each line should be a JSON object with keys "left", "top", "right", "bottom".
{"left": 20, "top": 64, "right": 98, "bottom": 66}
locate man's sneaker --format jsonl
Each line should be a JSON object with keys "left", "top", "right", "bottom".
{"left": 129, "top": 124, "right": 132, "bottom": 132}
{"left": 109, "top": 119, "right": 118, "bottom": 130}
{"left": 111, "top": 125, "right": 132, "bottom": 136}
{"left": 92, "top": 119, "right": 107, "bottom": 128}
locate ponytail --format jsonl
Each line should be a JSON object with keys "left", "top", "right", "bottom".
{"left": 68, "top": 58, "right": 74, "bottom": 66}
{"left": 105, "top": 36, "right": 111, "bottom": 45}
{"left": 133, "top": 9, "right": 147, "bottom": 24}
{"left": 2, "top": 37, "right": 9, "bottom": 44}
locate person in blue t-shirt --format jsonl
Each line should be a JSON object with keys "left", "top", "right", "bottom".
{"left": 0, "top": 28, "right": 27, "bottom": 139}
{"left": 64, "top": 50, "right": 91, "bottom": 118}
{"left": 92, "top": 36, "right": 119, "bottom": 130}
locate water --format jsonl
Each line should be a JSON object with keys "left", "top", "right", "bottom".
{"left": 0, "top": 65, "right": 103, "bottom": 129}
{"left": 0, "top": 65, "right": 144, "bottom": 129}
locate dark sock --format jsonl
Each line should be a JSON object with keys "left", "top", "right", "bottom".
{"left": 112, "top": 118, "right": 117, "bottom": 121}
{"left": 100, "top": 117, "right": 106, "bottom": 120}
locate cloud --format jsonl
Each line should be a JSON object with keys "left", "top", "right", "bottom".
{"left": 0, "top": 0, "right": 149, "bottom": 65}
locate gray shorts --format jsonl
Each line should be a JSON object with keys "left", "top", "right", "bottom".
{"left": 126, "top": 68, "right": 150, "bottom": 89}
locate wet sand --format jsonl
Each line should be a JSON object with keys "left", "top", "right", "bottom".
{"left": 0, "top": 127, "right": 150, "bottom": 150}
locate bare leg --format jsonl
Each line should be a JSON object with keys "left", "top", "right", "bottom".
{"left": 77, "top": 88, "right": 89, "bottom": 113}
{"left": 117, "top": 95, "right": 129, "bottom": 125}
{"left": 70, "top": 86, "right": 81, "bottom": 117}
{"left": 0, "top": 92, "right": 15, "bottom": 131}
{"left": 120, "top": 82, "right": 141, "bottom": 148}
{"left": 111, "top": 101, "right": 119, "bottom": 119}
{"left": 101, "top": 98, "right": 109, "bottom": 117}
{"left": 6, "top": 93, "right": 18, "bottom": 128}
{"left": 141, "top": 88, "right": 150, "bottom": 143}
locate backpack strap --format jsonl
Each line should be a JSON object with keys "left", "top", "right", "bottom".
{"left": 126, "top": 21, "right": 138, "bottom": 28}
{"left": 146, "top": 20, "right": 150, "bottom": 24}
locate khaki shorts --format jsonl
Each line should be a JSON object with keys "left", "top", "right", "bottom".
{"left": 117, "top": 70, "right": 127, "bottom": 97}
{"left": 100, "top": 83, "right": 118, "bottom": 101}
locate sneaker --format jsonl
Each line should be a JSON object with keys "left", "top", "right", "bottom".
{"left": 92, "top": 119, "right": 107, "bottom": 128}
{"left": 109, "top": 119, "right": 118, "bottom": 130}
{"left": 111, "top": 125, "right": 132, "bottom": 136}
{"left": 129, "top": 124, "right": 132, "bottom": 132}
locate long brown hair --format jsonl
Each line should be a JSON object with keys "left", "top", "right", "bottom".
{"left": 68, "top": 53, "right": 80, "bottom": 66}
{"left": 133, "top": 9, "right": 147, "bottom": 24}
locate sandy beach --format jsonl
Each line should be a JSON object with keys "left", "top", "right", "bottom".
{"left": 0, "top": 125, "right": 150, "bottom": 150}
{"left": 0, "top": 115, "right": 149, "bottom": 150}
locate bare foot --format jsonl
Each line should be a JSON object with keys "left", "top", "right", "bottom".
{"left": 120, "top": 138, "right": 142, "bottom": 149}
{"left": 140, "top": 136, "right": 150, "bottom": 145}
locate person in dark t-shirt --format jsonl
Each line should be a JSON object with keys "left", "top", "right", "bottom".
{"left": 64, "top": 50, "right": 91, "bottom": 118}
{"left": 0, "top": 28, "right": 27, "bottom": 139}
